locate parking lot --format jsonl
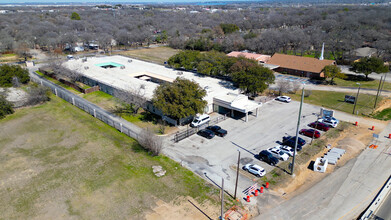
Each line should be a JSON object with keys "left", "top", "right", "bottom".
{"left": 163, "top": 99, "right": 328, "bottom": 196}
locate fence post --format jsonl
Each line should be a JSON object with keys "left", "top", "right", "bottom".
{"left": 120, "top": 123, "right": 123, "bottom": 133}
{"left": 72, "top": 97, "right": 75, "bottom": 105}
{"left": 93, "top": 109, "right": 96, "bottom": 117}
{"left": 41, "top": 80, "right": 43, "bottom": 86}
{"left": 55, "top": 88, "right": 58, "bottom": 96}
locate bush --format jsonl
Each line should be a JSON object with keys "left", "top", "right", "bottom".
{"left": 304, "top": 90, "right": 312, "bottom": 97}
{"left": 0, "top": 95, "right": 14, "bottom": 119}
{"left": 26, "top": 85, "right": 50, "bottom": 105}
{"left": 0, "top": 65, "right": 30, "bottom": 87}
{"left": 139, "top": 129, "right": 163, "bottom": 156}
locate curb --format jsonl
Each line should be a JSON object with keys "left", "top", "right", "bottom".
{"left": 360, "top": 174, "right": 391, "bottom": 219}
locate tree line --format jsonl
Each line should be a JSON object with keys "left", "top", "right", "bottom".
{"left": 168, "top": 50, "right": 275, "bottom": 95}
{"left": 0, "top": 5, "right": 390, "bottom": 62}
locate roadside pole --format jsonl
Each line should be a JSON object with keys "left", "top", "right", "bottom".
{"left": 291, "top": 86, "right": 304, "bottom": 176}
{"left": 352, "top": 83, "right": 361, "bottom": 115}
{"left": 374, "top": 75, "right": 383, "bottom": 108}
{"left": 379, "top": 72, "right": 388, "bottom": 97}
{"left": 221, "top": 177, "right": 224, "bottom": 220}
{"left": 234, "top": 150, "right": 240, "bottom": 200}
{"left": 310, "top": 114, "right": 319, "bottom": 145}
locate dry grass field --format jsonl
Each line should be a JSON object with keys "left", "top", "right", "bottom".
{"left": 0, "top": 95, "right": 219, "bottom": 219}
{"left": 116, "top": 47, "right": 180, "bottom": 64}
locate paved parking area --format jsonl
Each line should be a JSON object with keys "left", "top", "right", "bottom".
{"left": 275, "top": 73, "right": 311, "bottom": 84}
{"left": 163, "top": 99, "right": 326, "bottom": 197}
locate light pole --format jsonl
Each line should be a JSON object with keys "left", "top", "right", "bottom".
{"left": 221, "top": 177, "right": 224, "bottom": 220}
{"left": 352, "top": 83, "right": 361, "bottom": 115}
{"left": 291, "top": 85, "right": 305, "bottom": 176}
{"left": 310, "top": 114, "right": 320, "bottom": 145}
{"left": 234, "top": 150, "right": 240, "bottom": 200}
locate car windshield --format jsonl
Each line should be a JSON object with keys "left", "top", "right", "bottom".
{"left": 193, "top": 119, "right": 200, "bottom": 123}
{"left": 279, "top": 152, "right": 284, "bottom": 155}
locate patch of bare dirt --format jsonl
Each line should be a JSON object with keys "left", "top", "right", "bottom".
{"left": 274, "top": 125, "right": 373, "bottom": 199}
{"left": 374, "top": 98, "right": 391, "bottom": 112}
{"left": 145, "top": 197, "right": 220, "bottom": 220}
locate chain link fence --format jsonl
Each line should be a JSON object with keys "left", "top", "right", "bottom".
{"left": 30, "top": 72, "right": 142, "bottom": 140}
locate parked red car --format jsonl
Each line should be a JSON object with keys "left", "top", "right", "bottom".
{"left": 299, "top": 129, "right": 321, "bottom": 138}
{"left": 308, "top": 122, "right": 330, "bottom": 131}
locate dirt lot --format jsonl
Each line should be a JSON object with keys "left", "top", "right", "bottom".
{"left": 115, "top": 46, "right": 180, "bottom": 64}
{"left": 0, "top": 95, "right": 219, "bottom": 219}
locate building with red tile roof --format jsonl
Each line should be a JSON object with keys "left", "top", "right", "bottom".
{"left": 227, "top": 51, "right": 271, "bottom": 64}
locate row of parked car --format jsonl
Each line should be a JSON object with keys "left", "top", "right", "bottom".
{"left": 243, "top": 116, "right": 340, "bottom": 177}
{"left": 197, "top": 125, "right": 227, "bottom": 139}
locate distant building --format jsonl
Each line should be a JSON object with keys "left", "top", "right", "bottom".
{"left": 353, "top": 47, "right": 378, "bottom": 58}
{"left": 266, "top": 53, "right": 336, "bottom": 78}
{"left": 227, "top": 51, "right": 271, "bottom": 64}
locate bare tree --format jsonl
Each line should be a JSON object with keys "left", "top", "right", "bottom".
{"left": 45, "top": 59, "right": 81, "bottom": 83}
{"left": 275, "top": 80, "right": 291, "bottom": 96}
{"left": 138, "top": 128, "right": 163, "bottom": 156}
{"left": 113, "top": 85, "right": 147, "bottom": 115}
{"left": 290, "top": 81, "right": 302, "bottom": 94}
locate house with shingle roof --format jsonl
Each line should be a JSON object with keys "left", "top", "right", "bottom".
{"left": 266, "top": 53, "right": 336, "bottom": 78}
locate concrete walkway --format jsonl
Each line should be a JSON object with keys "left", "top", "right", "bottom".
{"left": 256, "top": 122, "right": 391, "bottom": 220}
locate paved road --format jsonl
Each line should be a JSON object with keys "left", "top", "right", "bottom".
{"left": 373, "top": 188, "right": 391, "bottom": 220}
{"left": 257, "top": 121, "right": 391, "bottom": 220}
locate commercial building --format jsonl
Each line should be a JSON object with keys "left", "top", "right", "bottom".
{"left": 64, "top": 55, "right": 261, "bottom": 124}
{"left": 266, "top": 53, "right": 336, "bottom": 78}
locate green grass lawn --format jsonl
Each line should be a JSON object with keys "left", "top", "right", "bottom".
{"left": 0, "top": 95, "right": 219, "bottom": 219}
{"left": 332, "top": 77, "right": 391, "bottom": 91}
{"left": 82, "top": 91, "right": 177, "bottom": 134}
{"left": 371, "top": 108, "right": 391, "bottom": 121}
{"left": 35, "top": 72, "right": 176, "bottom": 134}
{"left": 0, "top": 53, "right": 17, "bottom": 57}
{"left": 116, "top": 46, "right": 180, "bottom": 64}
{"left": 35, "top": 71, "right": 81, "bottom": 94}
{"left": 290, "top": 90, "right": 381, "bottom": 116}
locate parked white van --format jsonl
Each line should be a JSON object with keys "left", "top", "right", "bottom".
{"left": 190, "top": 114, "right": 210, "bottom": 127}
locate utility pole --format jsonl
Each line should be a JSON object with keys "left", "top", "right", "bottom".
{"left": 234, "top": 150, "right": 240, "bottom": 200}
{"left": 352, "top": 83, "right": 361, "bottom": 115}
{"left": 379, "top": 72, "right": 388, "bottom": 97}
{"left": 291, "top": 86, "right": 304, "bottom": 175}
{"left": 221, "top": 177, "right": 224, "bottom": 220}
{"left": 374, "top": 76, "right": 383, "bottom": 109}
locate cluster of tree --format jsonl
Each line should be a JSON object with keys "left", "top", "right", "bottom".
{"left": 168, "top": 50, "right": 275, "bottom": 95}
{"left": 351, "top": 57, "right": 389, "bottom": 79}
{"left": 0, "top": 65, "right": 30, "bottom": 87}
{"left": 0, "top": 5, "right": 390, "bottom": 61}
{"left": 0, "top": 95, "right": 14, "bottom": 119}
{"left": 152, "top": 77, "right": 207, "bottom": 120}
